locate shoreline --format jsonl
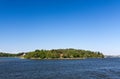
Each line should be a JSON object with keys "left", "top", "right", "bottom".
{"left": 23, "top": 57, "right": 105, "bottom": 60}
{"left": 19, "top": 57, "right": 86, "bottom": 60}
{"left": 0, "top": 57, "right": 104, "bottom": 60}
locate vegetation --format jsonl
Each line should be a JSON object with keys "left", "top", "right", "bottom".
{"left": 0, "top": 52, "right": 17, "bottom": 57}
{"left": 0, "top": 52, "right": 26, "bottom": 57}
{"left": 0, "top": 49, "right": 104, "bottom": 59}
{"left": 24, "top": 48, "right": 104, "bottom": 59}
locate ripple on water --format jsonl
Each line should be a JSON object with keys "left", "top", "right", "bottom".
{"left": 0, "top": 58, "right": 120, "bottom": 79}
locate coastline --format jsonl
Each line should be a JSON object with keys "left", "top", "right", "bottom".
{"left": 23, "top": 57, "right": 104, "bottom": 60}
{"left": 19, "top": 57, "right": 86, "bottom": 60}
{"left": 0, "top": 56, "right": 105, "bottom": 60}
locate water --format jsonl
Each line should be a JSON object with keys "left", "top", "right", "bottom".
{"left": 0, "top": 57, "right": 120, "bottom": 79}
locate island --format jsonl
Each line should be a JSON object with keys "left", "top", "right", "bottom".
{"left": 24, "top": 48, "right": 104, "bottom": 59}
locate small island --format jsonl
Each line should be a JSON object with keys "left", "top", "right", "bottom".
{"left": 24, "top": 48, "right": 104, "bottom": 59}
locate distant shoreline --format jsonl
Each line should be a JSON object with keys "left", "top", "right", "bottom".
{"left": 18, "top": 57, "right": 82, "bottom": 59}
{"left": 29, "top": 58, "right": 85, "bottom": 60}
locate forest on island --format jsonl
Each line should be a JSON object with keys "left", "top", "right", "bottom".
{"left": 0, "top": 52, "right": 16, "bottom": 57}
{"left": 24, "top": 49, "right": 104, "bottom": 59}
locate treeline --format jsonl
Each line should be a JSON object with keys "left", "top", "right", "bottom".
{"left": 0, "top": 52, "right": 17, "bottom": 57}
{"left": 24, "top": 49, "right": 104, "bottom": 59}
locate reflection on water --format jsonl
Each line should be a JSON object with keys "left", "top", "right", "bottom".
{"left": 0, "top": 57, "right": 120, "bottom": 79}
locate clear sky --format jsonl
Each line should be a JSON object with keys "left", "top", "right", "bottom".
{"left": 0, "top": 0, "right": 120, "bottom": 55}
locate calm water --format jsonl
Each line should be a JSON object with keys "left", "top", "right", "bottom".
{"left": 0, "top": 58, "right": 120, "bottom": 79}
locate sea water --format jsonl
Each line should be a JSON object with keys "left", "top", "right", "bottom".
{"left": 0, "top": 57, "right": 120, "bottom": 79}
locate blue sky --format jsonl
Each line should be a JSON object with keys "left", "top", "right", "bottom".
{"left": 0, "top": 0, "right": 120, "bottom": 55}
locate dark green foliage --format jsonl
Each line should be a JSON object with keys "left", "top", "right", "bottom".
{"left": 16, "top": 52, "right": 24, "bottom": 56}
{"left": 24, "top": 49, "right": 104, "bottom": 59}
{"left": 0, "top": 52, "right": 16, "bottom": 57}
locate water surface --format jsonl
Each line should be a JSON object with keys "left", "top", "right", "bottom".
{"left": 0, "top": 57, "right": 120, "bottom": 79}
